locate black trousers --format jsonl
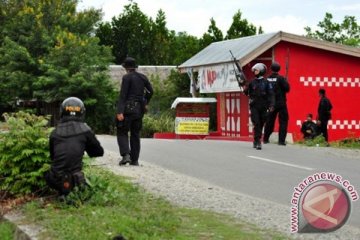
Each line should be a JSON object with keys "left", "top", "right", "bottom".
{"left": 45, "top": 169, "right": 86, "bottom": 195}
{"left": 117, "top": 116, "right": 143, "bottom": 162}
{"left": 264, "top": 105, "right": 289, "bottom": 143}
{"left": 250, "top": 105, "right": 267, "bottom": 143}
{"left": 319, "top": 118, "right": 329, "bottom": 142}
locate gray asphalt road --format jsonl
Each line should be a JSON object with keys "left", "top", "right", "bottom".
{"left": 98, "top": 135, "right": 360, "bottom": 230}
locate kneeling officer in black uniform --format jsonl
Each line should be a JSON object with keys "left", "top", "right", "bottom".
{"left": 45, "top": 97, "right": 104, "bottom": 196}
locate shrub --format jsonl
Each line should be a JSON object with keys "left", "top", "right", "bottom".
{"left": 0, "top": 112, "right": 52, "bottom": 196}
{"left": 332, "top": 134, "right": 360, "bottom": 149}
{"left": 148, "top": 70, "right": 191, "bottom": 115}
{"left": 141, "top": 112, "right": 175, "bottom": 138}
{"left": 57, "top": 167, "right": 135, "bottom": 208}
{"left": 297, "top": 135, "right": 328, "bottom": 147}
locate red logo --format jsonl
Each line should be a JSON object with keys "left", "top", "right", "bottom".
{"left": 301, "top": 182, "right": 351, "bottom": 232}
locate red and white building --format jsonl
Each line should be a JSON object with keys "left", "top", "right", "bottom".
{"left": 178, "top": 32, "right": 360, "bottom": 142}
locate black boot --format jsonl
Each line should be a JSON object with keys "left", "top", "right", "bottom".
{"left": 119, "top": 154, "right": 131, "bottom": 165}
{"left": 130, "top": 161, "right": 139, "bottom": 166}
{"left": 256, "top": 142, "right": 262, "bottom": 150}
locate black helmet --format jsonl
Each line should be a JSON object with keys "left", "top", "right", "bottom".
{"left": 270, "top": 62, "right": 281, "bottom": 72}
{"left": 251, "top": 63, "right": 267, "bottom": 76}
{"left": 60, "top": 97, "right": 85, "bottom": 118}
{"left": 122, "top": 57, "right": 137, "bottom": 69}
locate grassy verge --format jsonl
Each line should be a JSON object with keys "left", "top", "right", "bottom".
{"left": 19, "top": 167, "right": 287, "bottom": 240}
{"left": 297, "top": 135, "right": 360, "bottom": 149}
{"left": 331, "top": 138, "right": 360, "bottom": 149}
{"left": 0, "top": 220, "right": 15, "bottom": 240}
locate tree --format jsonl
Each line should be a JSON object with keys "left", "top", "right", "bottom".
{"left": 97, "top": 1, "right": 153, "bottom": 65}
{"left": 305, "top": 13, "right": 360, "bottom": 47}
{"left": 225, "top": 10, "right": 258, "bottom": 39}
{"left": 151, "top": 9, "right": 171, "bottom": 65}
{"left": 168, "top": 31, "right": 201, "bottom": 65}
{"left": 96, "top": 22, "right": 113, "bottom": 46}
{"left": 200, "top": 18, "right": 224, "bottom": 49}
{"left": 95, "top": 2, "right": 202, "bottom": 65}
{"left": 0, "top": 0, "right": 115, "bottom": 132}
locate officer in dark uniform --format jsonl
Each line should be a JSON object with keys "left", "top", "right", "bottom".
{"left": 45, "top": 97, "right": 104, "bottom": 196}
{"left": 263, "top": 62, "right": 290, "bottom": 145}
{"left": 317, "top": 88, "right": 332, "bottom": 143}
{"left": 117, "top": 57, "right": 153, "bottom": 166}
{"left": 301, "top": 113, "right": 318, "bottom": 140}
{"left": 244, "top": 63, "right": 275, "bottom": 150}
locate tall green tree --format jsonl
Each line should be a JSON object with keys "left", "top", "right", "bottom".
{"left": 151, "top": 9, "right": 171, "bottom": 65}
{"left": 96, "top": 22, "right": 113, "bottom": 47}
{"left": 168, "top": 31, "right": 201, "bottom": 65}
{"left": 0, "top": 0, "right": 115, "bottom": 132}
{"left": 97, "top": 1, "right": 153, "bottom": 65}
{"left": 95, "top": 2, "right": 202, "bottom": 66}
{"left": 200, "top": 18, "right": 224, "bottom": 49}
{"left": 225, "top": 10, "right": 258, "bottom": 39}
{"left": 305, "top": 13, "right": 360, "bottom": 47}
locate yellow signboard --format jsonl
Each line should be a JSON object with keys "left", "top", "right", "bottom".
{"left": 175, "top": 117, "right": 210, "bottom": 135}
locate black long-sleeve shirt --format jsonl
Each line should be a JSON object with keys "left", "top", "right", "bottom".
{"left": 301, "top": 120, "right": 318, "bottom": 139}
{"left": 267, "top": 72, "right": 290, "bottom": 107}
{"left": 244, "top": 77, "right": 275, "bottom": 108}
{"left": 318, "top": 96, "right": 333, "bottom": 121}
{"left": 117, "top": 71, "right": 153, "bottom": 114}
{"left": 49, "top": 120, "right": 104, "bottom": 175}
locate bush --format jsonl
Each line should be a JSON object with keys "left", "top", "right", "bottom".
{"left": 141, "top": 112, "right": 175, "bottom": 138}
{"left": 56, "top": 167, "right": 136, "bottom": 208}
{"left": 297, "top": 135, "right": 328, "bottom": 147}
{"left": 332, "top": 135, "right": 360, "bottom": 148}
{"left": 0, "top": 112, "right": 52, "bottom": 196}
{"left": 149, "top": 70, "right": 191, "bottom": 114}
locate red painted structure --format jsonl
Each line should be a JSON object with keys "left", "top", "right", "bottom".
{"left": 179, "top": 32, "right": 360, "bottom": 142}
{"left": 274, "top": 41, "right": 360, "bottom": 141}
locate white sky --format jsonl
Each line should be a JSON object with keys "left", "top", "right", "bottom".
{"left": 78, "top": 0, "right": 360, "bottom": 37}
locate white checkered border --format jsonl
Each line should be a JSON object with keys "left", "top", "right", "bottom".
{"left": 299, "top": 77, "right": 360, "bottom": 87}
{"left": 296, "top": 120, "right": 360, "bottom": 130}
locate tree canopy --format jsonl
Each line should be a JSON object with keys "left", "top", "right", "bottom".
{"left": 96, "top": 2, "right": 262, "bottom": 65}
{"left": 225, "top": 10, "right": 262, "bottom": 39}
{"left": 0, "top": 0, "right": 116, "bottom": 132}
{"left": 305, "top": 13, "right": 360, "bottom": 47}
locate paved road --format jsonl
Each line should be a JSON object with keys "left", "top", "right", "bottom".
{"left": 98, "top": 135, "right": 360, "bottom": 230}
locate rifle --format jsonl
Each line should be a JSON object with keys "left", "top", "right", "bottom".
{"left": 229, "top": 50, "right": 247, "bottom": 88}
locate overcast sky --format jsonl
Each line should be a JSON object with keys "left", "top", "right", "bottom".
{"left": 78, "top": 0, "right": 360, "bottom": 37}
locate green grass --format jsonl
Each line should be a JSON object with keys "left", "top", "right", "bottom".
{"left": 296, "top": 135, "right": 360, "bottom": 149}
{"left": 20, "top": 167, "right": 288, "bottom": 240}
{"left": 0, "top": 220, "right": 15, "bottom": 240}
{"left": 331, "top": 137, "right": 360, "bottom": 149}
{"left": 296, "top": 135, "right": 329, "bottom": 147}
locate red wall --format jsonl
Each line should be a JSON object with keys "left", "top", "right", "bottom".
{"left": 273, "top": 41, "right": 360, "bottom": 141}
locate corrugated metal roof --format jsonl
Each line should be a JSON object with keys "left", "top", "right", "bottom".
{"left": 178, "top": 31, "right": 360, "bottom": 70}
{"left": 178, "top": 32, "right": 279, "bottom": 69}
